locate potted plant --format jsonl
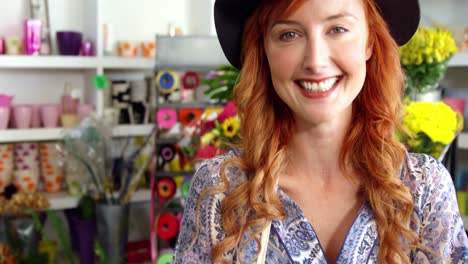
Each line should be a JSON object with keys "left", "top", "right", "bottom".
{"left": 399, "top": 26, "right": 458, "bottom": 101}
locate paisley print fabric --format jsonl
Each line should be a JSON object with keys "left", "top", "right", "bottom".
{"left": 173, "top": 151, "right": 468, "bottom": 263}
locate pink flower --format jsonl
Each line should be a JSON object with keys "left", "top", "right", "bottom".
{"left": 195, "top": 145, "right": 219, "bottom": 160}
{"left": 217, "top": 101, "right": 237, "bottom": 123}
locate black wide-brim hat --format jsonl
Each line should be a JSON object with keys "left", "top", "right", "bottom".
{"left": 214, "top": 0, "right": 420, "bottom": 69}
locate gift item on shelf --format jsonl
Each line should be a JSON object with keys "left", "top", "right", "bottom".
{"left": 0, "top": 106, "right": 10, "bottom": 130}
{"left": 81, "top": 40, "right": 95, "bottom": 56}
{"left": 0, "top": 144, "right": 14, "bottom": 193}
{"left": 5, "top": 36, "right": 22, "bottom": 55}
{"left": 13, "top": 142, "right": 40, "bottom": 193}
{"left": 130, "top": 80, "right": 149, "bottom": 124}
{"left": 141, "top": 41, "right": 155, "bottom": 58}
{"left": 12, "top": 105, "right": 32, "bottom": 129}
{"left": 118, "top": 41, "right": 138, "bottom": 58}
{"left": 61, "top": 82, "right": 80, "bottom": 128}
{"left": 112, "top": 80, "right": 133, "bottom": 124}
{"left": 0, "top": 94, "right": 12, "bottom": 129}
{"left": 156, "top": 249, "right": 174, "bottom": 264}
{"left": 156, "top": 71, "right": 180, "bottom": 103}
{"left": 39, "top": 142, "right": 64, "bottom": 193}
{"left": 463, "top": 27, "right": 468, "bottom": 52}
{"left": 30, "top": 104, "right": 41, "bottom": 128}
{"left": 180, "top": 71, "right": 200, "bottom": 103}
{"left": 0, "top": 38, "right": 5, "bottom": 54}
{"left": 56, "top": 31, "right": 82, "bottom": 56}
{"left": 23, "top": 19, "right": 42, "bottom": 55}
{"left": 29, "top": 0, "right": 52, "bottom": 55}
{"left": 40, "top": 104, "right": 59, "bottom": 128}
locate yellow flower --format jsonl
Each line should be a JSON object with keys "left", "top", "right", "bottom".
{"left": 400, "top": 27, "right": 458, "bottom": 65}
{"left": 402, "top": 102, "right": 459, "bottom": 145}
{"left": 222, "top": 116, "right": 240, "bottom": 138}
{"left": 201, "top": 132, "right": 216, "bottom": 146}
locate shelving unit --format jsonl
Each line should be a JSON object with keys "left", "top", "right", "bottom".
{"left": 459, "top": 132, "right": 468, "bottom": 149}
{"left": 0, "top": 55, "right": 154, "bottom": 70}
{"left": 44, "top": 189, "right": 151, "bottom": 210}
{"left": 0, "top": 124, "right": 154, "bottom": 143}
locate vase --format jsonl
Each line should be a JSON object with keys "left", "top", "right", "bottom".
{"left": 410, "top": 88, "right": 442, "bottom": 102}
{"left": 96, "top": 203, "right": 130, "bottom": 264}
{"left": 2, "top": 214, "right": 45, "bottom": 259}
{"left": 65, "top": 208, "right": 97, "bottom": 264}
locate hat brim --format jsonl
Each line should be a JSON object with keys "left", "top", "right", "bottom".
{"left": 214, "top": 0, "right": 420, "bottom": 69}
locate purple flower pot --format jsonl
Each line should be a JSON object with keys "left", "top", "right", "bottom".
{"left": 65, "top": 208, "right": 96, "bottom": 264}
{"left": 56, "top": 31, "right": 82, "bottom": 56}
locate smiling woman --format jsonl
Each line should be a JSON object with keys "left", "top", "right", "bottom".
{"left": 173, "top": 0, "right": 468, "bottom": 263}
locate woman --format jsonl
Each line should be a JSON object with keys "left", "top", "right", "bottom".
{"left": 174, "top": 0, "right": 468, "bottom": 263}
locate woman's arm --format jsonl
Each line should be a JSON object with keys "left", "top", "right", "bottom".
{"left": 173, "top": 163, "right": 221, "bottom": 263}
{"left": 412, "top": 155, "right": 468, "bottom": 263}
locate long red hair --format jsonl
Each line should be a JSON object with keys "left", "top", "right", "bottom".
{"left": 202, "top": 0, "right": 421, "bottom": 263}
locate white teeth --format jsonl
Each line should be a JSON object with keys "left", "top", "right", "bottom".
{"left": 300, "top": 77, "right": 338, "bottom": 92}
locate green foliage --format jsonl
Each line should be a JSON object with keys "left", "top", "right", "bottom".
{"left": 30, "top": 210, "right": 75, "bottom": 264}
{"left": 78, "top": 194, "right": 96, "bottom": 220}
{"left": 404, "top": 62, "right": 448, "bottom": 95}
{"left": 202, "top": 64, "right": 240, "bottom": 103}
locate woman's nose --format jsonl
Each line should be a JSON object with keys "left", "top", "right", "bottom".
{"left": 302, "top": 36, "right": 330, "bottom": 73}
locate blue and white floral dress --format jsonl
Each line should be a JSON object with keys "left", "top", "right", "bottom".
{"left": 173, "top": 151, "right": 468, "bottom": 263}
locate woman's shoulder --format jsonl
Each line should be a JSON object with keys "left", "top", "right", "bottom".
{"left": 400, "top": 152, "right": 455, "bottom": 210}
{"left": 192, "top": 149, "right": 248, "bottom": 193}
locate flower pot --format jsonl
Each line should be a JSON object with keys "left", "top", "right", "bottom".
{"left": 96, "top": 203, "right": 130, "bottom": 264}
{"left": 410, "top": 89, "right": 442, "bottom": 102}
{"left": 65, "top": 208, "right": 97, "bottom": 264}
{"left": 2, "top": 213, "right": 45, "bottom": 259}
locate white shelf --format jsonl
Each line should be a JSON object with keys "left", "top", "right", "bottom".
{"left": 101, "top": 57, "right": 154, "bottom": 70}
{"left": 0, "top": 124, "right": 154, "bottom": 143}
{"left": 112, "top": 124, "right": 154, "bottom": 137}
{"left": 45, "top": 189, "right": 151, "bottom": 210}
{"left": 459, "top": 132, "right": 468, "bottom": 150}
{"left": 0, "top": 55, "right": 99, "bottom": 69}
{"left": 448, "top": 53, "right": 468, "bottom": 67}
{"left": 0, "top": 55, "right": 155, "bottom": 70}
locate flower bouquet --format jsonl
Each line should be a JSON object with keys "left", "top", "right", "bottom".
{"left": 400, "top": 27, "right": 458, "bottom": 98}
{"left": 400, "top": 101, "right": 463, "bottom": 159}
{"left": 195, "top": 101, "right": 240, "bottom": 160}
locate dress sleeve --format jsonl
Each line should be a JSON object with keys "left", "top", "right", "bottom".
{"left": 413, "top": 156, "right": 468, "bottom": 263}
{"left": 173, "top": 162, "right": 222, "bottom": 263}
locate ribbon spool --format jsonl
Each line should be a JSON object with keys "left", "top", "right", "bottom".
{"left": 156, "top": 109, "right": 177, "bottom": 129}
{"left": 157, "top": 177, "right": 177, "bottom": 200}
{"left": 179, "top": 108, "right": 203, "bottom": 126}
{"left": 157, "top": 212, "right": 179, "bottom": 240}
{"left": 156, "top": 71, "right": 179, "bottom": 95}
{"left": 181, "top": 71, "right": 200, "bottom": 90}
{"left": 159, "top": 144, "right": 176, "bottom": 162}
{"left": 181, "top": 180, "right": 191, "bottom": 199}
{"left": 156, "top": 249, "right": 174, "bottom": 264}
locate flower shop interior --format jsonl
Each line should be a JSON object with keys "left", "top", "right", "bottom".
{"left": 0, "top": 0, "right": 467, "bottom": 263}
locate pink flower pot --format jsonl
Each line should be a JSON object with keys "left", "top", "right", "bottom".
{"left": 0, "top": 106, "right": 10, "bottom": 129}
{"left": 31, "top": 104, "right": 41, "bottom": 128}
{"left": 13, "top": 105, "right": 32, "bottom": 129}
{"left": 40, "top": 104, "right": 59, "bottom": 128}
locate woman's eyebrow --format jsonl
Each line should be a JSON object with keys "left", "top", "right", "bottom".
{"left": 324, "top": 12, "right": 358, "bottom": 22}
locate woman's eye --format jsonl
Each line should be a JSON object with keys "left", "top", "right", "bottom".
{"left": 330, "top": 27, "right": 348, "bottom": 34}
{"left": 279, "top": 31, "right": 298, "bottom": 41}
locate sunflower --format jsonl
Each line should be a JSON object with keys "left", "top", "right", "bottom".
{"left": 222, "top": 117, "right": 240, "bottom": 138}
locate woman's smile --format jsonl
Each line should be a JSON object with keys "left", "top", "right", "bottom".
{"left": 295, "top": 76, "right": 343, "bottom": 99}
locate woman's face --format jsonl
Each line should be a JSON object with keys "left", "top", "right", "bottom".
{"left": 264, "top": 0, "right": 372, "bottom": 126}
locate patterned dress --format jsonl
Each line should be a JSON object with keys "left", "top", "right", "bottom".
{"left": 173, "top": 151, "right": 468, "bottom": 263}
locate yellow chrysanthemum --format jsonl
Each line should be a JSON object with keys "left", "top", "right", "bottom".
{"left": 400, "top": 27, "right": 458, "bottom": 65}
{"left": 402, "top": 102, "right": 459, "bottom": 144}
{"left": 222, "top": 117, "right": 240, "bottom": 138}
